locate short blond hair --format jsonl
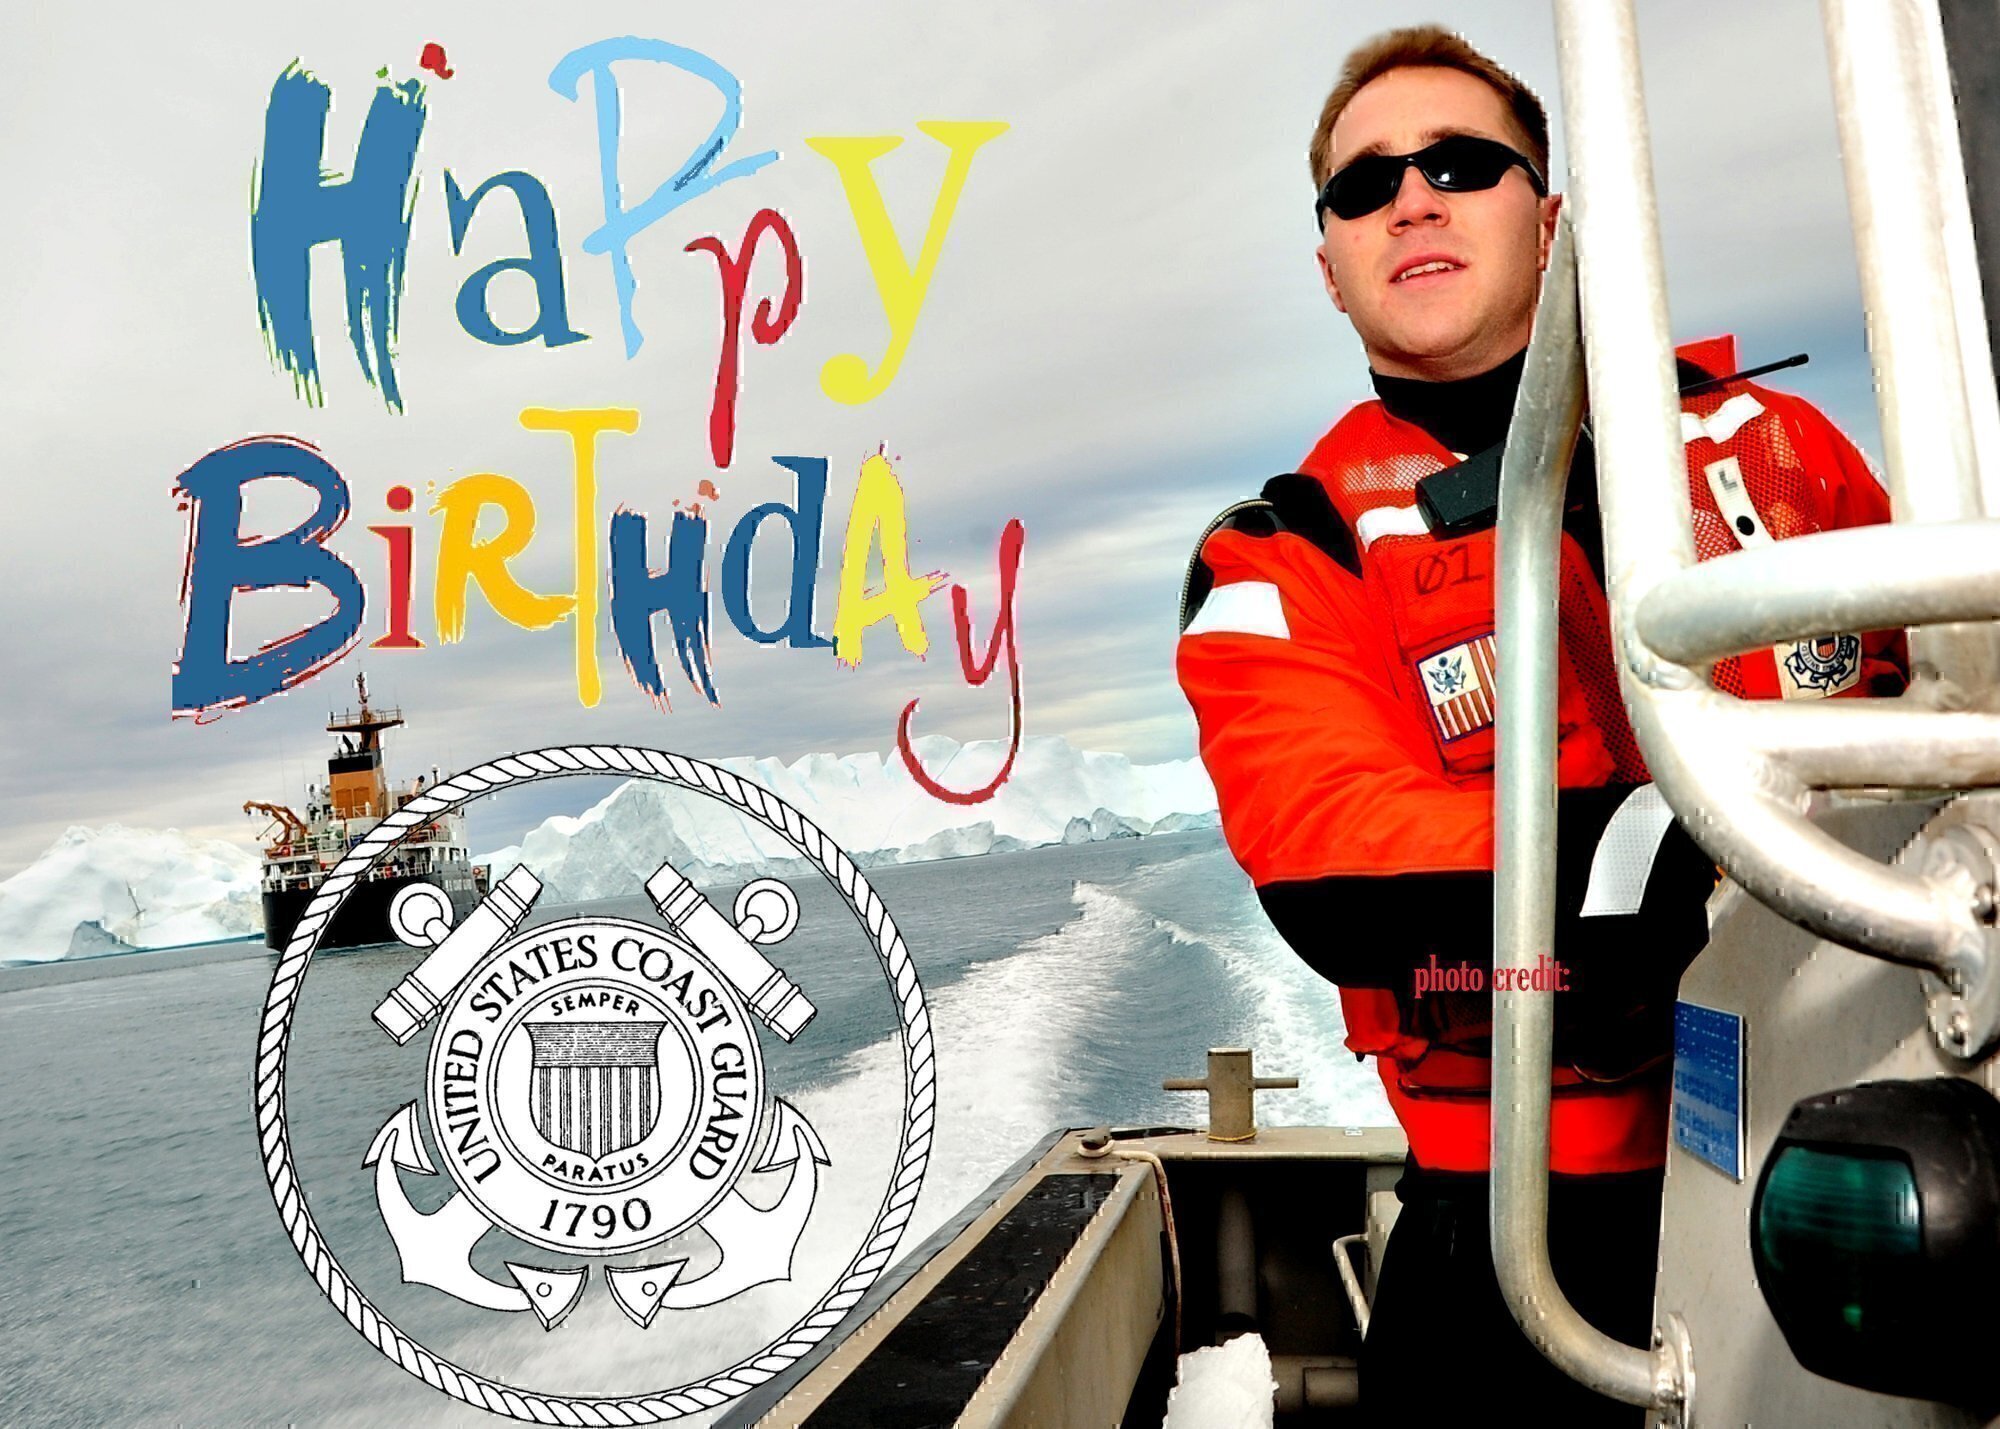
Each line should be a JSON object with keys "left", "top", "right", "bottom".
{"left": 1308, "top": 25, "right": 1550, "bottom": 189}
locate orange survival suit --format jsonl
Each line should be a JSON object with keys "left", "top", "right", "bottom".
{"left": 1176, "top": 336, "right": 1905, "bottom": 1175}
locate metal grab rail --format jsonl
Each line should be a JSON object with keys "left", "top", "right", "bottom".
{"left": 1557, "top": 0, "right": 2000, "bottom": 1057}
{"left": 1823, "top": 0, "right": 2000, "bottom": 703}
{"left": 1489, "top": 0, "right": 2000, "bottom": 1417}
{"left": 1491, "top": 208, "right": 1686, "bottom": 1416}
{"left": 1637, "top": 521, "right": 2000, "bottom": 665}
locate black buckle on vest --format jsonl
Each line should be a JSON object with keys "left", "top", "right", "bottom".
{"left": 1414, "top": 443, "right": 1506, "bottom": 537}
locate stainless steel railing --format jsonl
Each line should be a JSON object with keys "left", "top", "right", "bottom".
{"left": 1492, "top": 208, "right": 1683, "bottom": 1414}
{"left": 1491, "top": 0, "right": 2000, "bottom": 1415}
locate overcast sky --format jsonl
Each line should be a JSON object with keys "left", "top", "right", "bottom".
{"left": 0, "top": 1, "right": 1890, "bottom": 876}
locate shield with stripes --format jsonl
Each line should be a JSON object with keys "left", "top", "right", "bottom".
{"left": 524, "top": 1021, "right": 669, "bottom": 1159}
{"left": 1416, "top": 632, "right": 1498, "bottom": 742}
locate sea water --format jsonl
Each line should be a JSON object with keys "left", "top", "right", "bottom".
{"left": 0, "top": 830, "right": 1389, "bottom": 1426}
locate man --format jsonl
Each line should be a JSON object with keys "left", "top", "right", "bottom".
{"left": 1175, "top": 25, "right": 1905, "bottom": 1425}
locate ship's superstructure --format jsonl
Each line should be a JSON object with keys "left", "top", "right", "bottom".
{"left": 252, "top": 674, "right": 484, "bottom": 950}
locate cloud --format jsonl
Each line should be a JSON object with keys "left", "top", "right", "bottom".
{"left": 0, "top": 0, "right": 1891, "bottom": 875}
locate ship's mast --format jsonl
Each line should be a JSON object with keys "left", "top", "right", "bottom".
{"left": 324, "top": 672, "right": 404, "bottom": 819}
{"left": 327, "top": 670, "right": 404, "bottom": 756}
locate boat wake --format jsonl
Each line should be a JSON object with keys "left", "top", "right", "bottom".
{"left": 318, "top": 854, "right": 1388, "bottom": 1422}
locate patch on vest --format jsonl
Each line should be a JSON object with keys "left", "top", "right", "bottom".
{"left": 1779, "top": 633, "right": 1861, "bottom": 699}
{"left": 1416, "top": 633, "right": 1497, "bottom": 740}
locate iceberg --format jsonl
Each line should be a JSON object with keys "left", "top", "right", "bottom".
{"left": 483, "top": 735, "right": 1220, "bottom": 899}
{"left": 0, "top": 736, "right": 1219, "bottom": 964}
{"left": 0, "top": 825, "right": 263, "bottom": 966}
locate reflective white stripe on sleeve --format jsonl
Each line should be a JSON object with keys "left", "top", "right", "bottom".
{"left": 1579, "top": 783, "right": 1679, "bottom": 918}
{"left": 1355, "top": 504, "right": 1430, "bottom": 549}
{"left": 1183, "top": 581, "right": 1290, "bottom": 639}
{"left": 1679, "top": 392, "right": 1765, "bottom": 446}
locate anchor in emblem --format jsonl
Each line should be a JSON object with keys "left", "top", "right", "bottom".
{"left": 1782, "top": 632, "right": 1862, "bottom": 694}
{"left": 364, "top": 1101, "right": 590, "bottom": 1327}
{"left": 362, "top": 864, "right": 829, "bottom": 1328}
{"left": 606, "top": 1098, "right": 831, "bottom": 1326}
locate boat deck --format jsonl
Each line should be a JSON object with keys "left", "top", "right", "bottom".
{"left": 720, "top": 1123, "right": 1407, "bottom": 1427}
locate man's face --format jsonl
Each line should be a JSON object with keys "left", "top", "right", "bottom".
{"left": 1316, "top": 65, "right": 1559, "bottom": 382}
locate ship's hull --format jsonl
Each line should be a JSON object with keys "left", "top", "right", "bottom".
{"left": 261, "top": 867, "right": 482, "bottom": 951}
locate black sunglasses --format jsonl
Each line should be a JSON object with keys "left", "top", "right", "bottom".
{"left": 1316, "top": 135, "right": 1548, "bottom": 225}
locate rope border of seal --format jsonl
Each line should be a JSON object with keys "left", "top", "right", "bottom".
{"left": 253, "top": 746, "right": 936, "bottom": 1423}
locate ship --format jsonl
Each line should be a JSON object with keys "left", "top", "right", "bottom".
{"left": 249, "top": 673, "right": 486, "bottom": 951}
{"left": 710, "top": 2, "right": 2000, "bottom": 1423}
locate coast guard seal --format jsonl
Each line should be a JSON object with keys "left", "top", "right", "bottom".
{"left": 254, "top": 745, "right": 934, "bottom": 1422}
{"left": 424, "top": 913, "right": 768, "bottom": 1252}
{"left": 1780, "top": 632, "right": 1863, "bottom": 698}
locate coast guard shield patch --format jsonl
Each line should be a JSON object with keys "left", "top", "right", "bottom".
{"left": 1416, "top": 633, "right": 1498, "bottom": 741}
{"left": 1779, "top": 633, "right": 1861, "bottom": 699}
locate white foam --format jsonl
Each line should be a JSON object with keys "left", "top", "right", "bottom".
{"left": 1126, "top": 854, "right": 1392, "bottom": 1128}
{"left": 320, "top": 880, "right": 1203, "bottom": 1421}
{"left": 311, "top": 867, "right": 1388, "bottom": 1424}
{"left": 884, "top": 880, "right": 1161, "bottom": 1203}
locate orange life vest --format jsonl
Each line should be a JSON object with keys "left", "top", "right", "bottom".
{"left": 1177, "top": 336, "right": 1904, "bottom": 1173}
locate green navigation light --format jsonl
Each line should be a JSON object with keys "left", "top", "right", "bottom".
{"left": 1754, "top": 1145, "right": 1920, "bottom": 1348}
{"left": 1757, "top": 1145, "right": 1921, "bottom": 1271}
{"left": 1748, "top": 1078, "right": 2000, "bottom": 1410}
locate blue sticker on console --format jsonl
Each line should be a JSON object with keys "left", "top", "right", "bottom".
{"left": 1673, "top": 1001, "right": 1745, "bottom": 1180}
